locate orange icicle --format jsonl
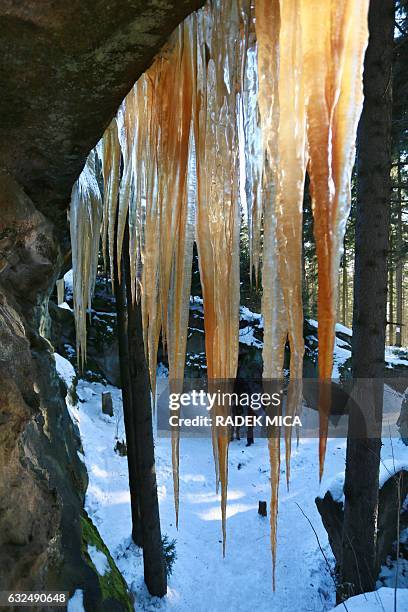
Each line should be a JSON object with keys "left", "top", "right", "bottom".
{"left": 256, "top": 0, "right": 289, "bottom": 586}
{"left": 165, "top": 19, "right": 196, "bottom": 526}
{"left": 101, "top": 120, "right": 121, "bottom": 288}
{"left": 275, "top": 0, "right": 307, "bottom": 491}
{"left": 70, "top": 0, "right": 370, "bottom": 585}
{"left": 194, "top": 0, "right": 245, "bottom": 553}
{"left": 300, "top": 0, "right": 369, "bottom": 478}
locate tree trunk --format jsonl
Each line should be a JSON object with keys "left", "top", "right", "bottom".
{"left": 340, "top": 0, "right": 394, "bottom": 601}
{"left": 342, "top": 248, "right": 348, "bottom": 326}
{"left": 123, "top": 226, "right": 167, "bottom": 598}
{"left": 113, "top": 229, "right": 143, "bottom": 546}
{"left": 395, "top": 153, "right": 403, "bottom": 347}
{"left": 389, "top": 234, "right": 394, "bottom": 344}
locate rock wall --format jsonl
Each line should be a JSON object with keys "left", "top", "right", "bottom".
{"left": 0, "top": 1, "right": 203, "bottom": 606}
{"left": 0, "top": 174, "right": 85, "bottom": 597}
{"left": 0, "top": 0, "right": 204, "bottom": 230}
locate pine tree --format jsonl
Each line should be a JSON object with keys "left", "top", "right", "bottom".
{"left": 340, "top": 0, "right": 395, "bottom": 599}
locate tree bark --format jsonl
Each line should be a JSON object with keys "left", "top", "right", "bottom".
{"left": 340, "top": 0, "right": 394, "bottom": 601}
{"left": 389, "top": 234, "right": 394, "bottom": 344}
{"left": 395, "top": 152, "right": 403, "bottom": 347}
{"left": 342, "top": 248, "right": 348, "bottom": 326}
{"left": 123, "top": 227, "right": 167, "bottom": 598}
{"left": 113, "top": 235, "right": 143, "bottom": 547}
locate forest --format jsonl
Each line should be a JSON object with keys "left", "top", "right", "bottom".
{"left": 0, "top": 0, "right": 407, "bottom": 611}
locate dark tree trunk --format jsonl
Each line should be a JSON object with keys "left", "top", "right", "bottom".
{"left": 388, "top": 234, "right": 394, "bottom": 344}
{"left": 113, "top": 231, "right": 143, "bottom": 547}
{"left": 123, "top": 227, "right": 167, "bottom": 598}
{"left": 340, "top": 0, "right": 394, "bottom": 601}
{"left": 395, "top": 152, "right": 403, "bottom": 347}
{"left": 342, "top": 248, "right": 348, "bottom": 327}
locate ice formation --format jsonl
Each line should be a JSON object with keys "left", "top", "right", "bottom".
{"left": 70, "top": 150, "right": 102, "bottom": 369}
{"left": 69, "top": 0, "right": 369, "bottom": 584}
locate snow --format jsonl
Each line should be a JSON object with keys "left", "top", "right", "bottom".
{"left": 379, "top": 458, "right": 408, "bottom": 487}
{"left": 306, "top": 319, "right": 352, "bottom": 378}
{"left": 240, "top": 305, "right": 263, "bottom": 325}
{"left": 332, "top": 343, "right": 351, "bottom": 379}
{"left": 71, "top": 377, "right": 407, "bottom": 611}
{"left": 333, "top": 587, "right": 408, "bottom": 610}
{"left": 54, "top": 352, "right": 76, "bottom": 390}
{"left": 307, "top": 319, "right": 408, "bottom": 375}
{"left": 64, "top": 269, "right": 74, "bottom": 296}
{"left": 385, "top": 346, "right": 408, "bottom": 368}
{"left": 88, "top": 545, "right": 110, "bottom": 576}
{"left": 239, "top": 325, "right": 262, "bottom": 348}
{"left": 308, "top": 319, "right": 352, "bottom": 338}
{"left": 69, "top": 372, "right": 397, "bottom": 611}
{"left": 318, "top": 471, "right": 346, "bottom": 504}
{"left": 54, "top": 338, "right": 408, "bottom": 612}
{"left": 157, "top": 363, "right": 169, "bottom": 379}
{"left": 378, "top": 554, "right": 408, "bottom": 591}
{"left": 69, "top": 376, "right": 340, "bottom": 610}
{"left": 58, "top": 301, "right": 72, "bottom": 311}
{"left": 67, "top": 590, "right": 85, "bottom": 612}
{"left": 317, "top": 438, "right": 408, "bottom": 506}
{"left": 335, "top": 323, "right": 352, "bottom": 336}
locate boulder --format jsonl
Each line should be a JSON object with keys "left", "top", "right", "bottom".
{"left": 315, "top": 469, "right": 408, "bottom": 577}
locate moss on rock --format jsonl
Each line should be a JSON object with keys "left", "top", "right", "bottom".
{"left": 80, "top": 512, "right": 133, "bottom": 612}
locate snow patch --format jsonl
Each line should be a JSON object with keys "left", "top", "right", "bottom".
{"left": 240, "top": 305, "right": 262, "bottom": 323}
{"left": 318, "top": 471, "right": 345, "bottom": 504}
{"left": 88, "top": 545, "right": 110, "bottom": 576}
{"left": 67, "top": 590, "right": 85, "bottom": 612}
{"left": 64, "top": 269, "right": 73, "bottom": 296}
{"left": 239, "top": 325, "right": 262, "bottom": 348}
{"left": 379, "top": 458, "right": 408, "bottom": 488}
{"left": 54, "top": 353, "right": 76, "bottom": 390}
{"left": 333, "top": 587, "right": 408, "bottom": 610}
{"left": 318, "top": 442, "right": 408, "bottom": 504}
{"left": 385, "top": 346, "right": 408, "bottom": 368}
{"left": 335, "top": 322, "right": 352, "bottom": 336}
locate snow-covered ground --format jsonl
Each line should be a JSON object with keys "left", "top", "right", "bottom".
{"left": 56, "top": 354, "right": 408, "bottom": 611}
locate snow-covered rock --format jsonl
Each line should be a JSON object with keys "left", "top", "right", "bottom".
{"left": 333, "top": 587, "right": 408, "bottom": 610}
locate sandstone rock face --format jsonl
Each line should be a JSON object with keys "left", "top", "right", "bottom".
{"left": 0, "top": 175, "right": 85, "bottom": 594}
{"left": 0, "top": 0, "right": 204, "bottom": 230}
{"left": 0, "top": 174, "right": 131, "bottom": 609}
{"left": 0, "top": 1, "right": 203, "bottom": 604}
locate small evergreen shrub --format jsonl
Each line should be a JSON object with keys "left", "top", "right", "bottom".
{"left": 162, "top": 535, "right": 177, "bottom": 577}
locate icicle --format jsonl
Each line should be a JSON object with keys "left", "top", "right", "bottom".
{"left": 194, "top": 0, "right": 246, "bottom": 555}
{"left": 256, "top": 0, "right": 284, "bottom": 588}
{"left": 241, "top": 6, "right": 263, "bottom": 282}
{"left": 101, "top": 120, "right": 121, "bottom": 286}
{"left": 165, "top": 19, "right": 196, "bottom": 526}
{"left": 274, "top": 0, "right": 307, "bottom": 488}
{"left": 300, "top": 0, "right": 369, "bottom": 477}
{"left": 128, "top": 76, "right": 148, "bottom": 305}
{"left": 70, "top": 150, "right": 102, "bottom": 370}
{"left": 261, "top": 169, "right": 287, "bottom": 590}
{"left": 70, "top": 0, "right": 369, "bottom": 586}
{"left": 116, "top": 92, "right": 137, "bottom": 283}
